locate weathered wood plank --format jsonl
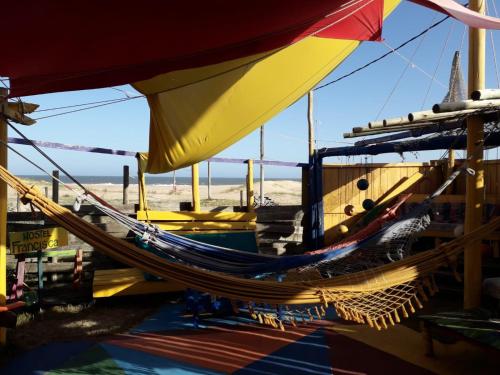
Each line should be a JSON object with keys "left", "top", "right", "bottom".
{"left": 154, "top": 221, "right": 256, "bottom": 231}
{"left": 93, "top": 268, "right": 183, "bottom": 298}
{"left": 136, "top": 210, "right": 256, "bottom": 222}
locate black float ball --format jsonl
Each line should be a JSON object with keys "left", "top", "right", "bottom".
{"left": 357, "top": 179, "right": 369, "bottom": 191}
{"left": 362, "top": 199, "right": 375, "bottom": 211}
{"left": 344, "top": 204, "right": 355, "bottom": 216}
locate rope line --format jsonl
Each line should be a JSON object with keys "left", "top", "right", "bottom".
{"left": 33, "top": 96, "right": 144, "bottom": 120}
{"left": 34, "top": 96, "right": 145, "bottom": 113}
{"left": 313, "top": 10, "right": 457, "bottom": 91}
{"left": 420, "top": 22, "right": 456, "bottom": 109}
{"left": 488, "top": 0, "right": 500, "bottom": 87}
{"left": 7, "top": 121, "right": 87, "bottom": 191}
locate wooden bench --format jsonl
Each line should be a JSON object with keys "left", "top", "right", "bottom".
{"left": 93, "top": 268, "right": 183, "bottom": 298}
{"left": 93, "top": 210, "right": 259, "bottom": 299}
{"left": 136, "top": 210, "right": 257, "bottom": 231}
{"left": 9, "top": 248, "right": 84, "bottom": 302}
{"left": 419, "top": 311, "right": 500, "bottom": 356}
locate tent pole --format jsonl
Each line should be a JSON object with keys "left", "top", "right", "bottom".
{"left": 464, "top": 0, "right": 485, "bottom": 309}
{"left": 0, "top": 88, "right": 8, "bottom": 346}
{"left": 308, "top": 91, "right": 315, "bottom": 158}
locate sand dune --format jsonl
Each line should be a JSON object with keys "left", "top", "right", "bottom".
{"left": 7, "top": 179, "right": 302, "bottom": 212}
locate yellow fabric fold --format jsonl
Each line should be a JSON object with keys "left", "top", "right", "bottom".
{"left": 135, "top": 0, "right": 401, "bottom": 173}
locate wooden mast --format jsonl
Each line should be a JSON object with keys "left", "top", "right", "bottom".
{"left": 0, "top": 88, "right": 7, "bottom": 345}
{"left": 464, "top": 0, "right": 486, "bottom": 309}
{"left": 308, "top": 91, "right": 315, "bottom": 158}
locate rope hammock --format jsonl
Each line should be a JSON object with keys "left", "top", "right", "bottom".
{"left": 1, "top": 165, "right": 498, "bottom": 330}
{"left": 62, "top": 166, "right": 464, "bottom": 278}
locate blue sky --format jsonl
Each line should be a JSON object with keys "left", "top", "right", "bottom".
{"left": 5, "top": 1, "right": 500, "bottom": 179}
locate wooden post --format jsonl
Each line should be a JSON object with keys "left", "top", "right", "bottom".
{"left": 307, "top": 91, "right": 317, "bottom": 248}
{"left": 0, "top": 87, "right": 8, "bottom": 345}
{"left": 207, "top": 161, "right": 212, "bottom": 200}
{"left": 464, "top": 0, "right": 485, "bottom": 310}
{"left": 259, "top": 126, "right": 264, "bottom": 203}
{"left": 37, "top": 250, "right": 44, "bottom": 297}
{"left": 191, "top": 163, "right": 200, "bottom": 212}
{"left": 247, "top": 159, "right": 254, "bottom": 212}
{"left": 172, "top": 170, "right": 177, "bottom": 193}
{"left": 122, "top": 165, "right": 129, "bottom": 204}
{"left": 52, "top": 170, "right": 59, "bottom": 203}
{"left": 137, "top": 162, "right": 147, "bottom": 211}
{"left": 446, "top": 149, "right": 455, "bottom": 194}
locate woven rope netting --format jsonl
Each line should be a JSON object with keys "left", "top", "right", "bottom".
{"left": 312, "top": 200, "right": 433, "bottom": 277}
{"left": 1, "top": 165, "right": 498, "bottom": 330}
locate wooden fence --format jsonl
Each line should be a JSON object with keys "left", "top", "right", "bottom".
{"left": 321, "top": 159, "right": 500, "bottom": 244}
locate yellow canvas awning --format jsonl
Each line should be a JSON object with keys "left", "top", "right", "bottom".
{"left": 135, "top": 0, "right": 401, "bottom": 173}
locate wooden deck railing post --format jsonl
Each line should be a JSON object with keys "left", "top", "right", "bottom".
{"left": 52, "top": 170, "right": 59, "bottom": 204}
{"left": 123, "top": 165, "right": 129, "bottom": 205}
{"left": 246, "top": 160, "right": 254, "bottom": 212}
{"left": 0, "top": 87, "right": 8, "bottom": 345}
{"left": 191, "top": 163, "right": 200, "bottom": 212}
{"left": 137, "top": 158, "right": 147, "bottom": 212}
{"left": 260, "top": 126, "right": 264, "bottom": 203}
{"left": 207, "top": 161, "right": 212, "bottom": 200}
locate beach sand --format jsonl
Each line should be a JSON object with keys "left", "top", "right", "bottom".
{"left": 7, "top": 179, "right": 303, "bottom": 211}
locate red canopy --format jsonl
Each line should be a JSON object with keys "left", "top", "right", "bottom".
{"left": 1, "top": 0, "right": 384, "bottom": 97}
{"left": 3, "top": 0, "right": 500, "bottom": 98}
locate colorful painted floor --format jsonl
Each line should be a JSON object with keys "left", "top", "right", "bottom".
{"left": 2, "top": 303, "right": 438, "bottom": 375}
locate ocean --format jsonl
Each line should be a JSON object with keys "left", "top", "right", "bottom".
{"left": 18, "top": 175, "right": 301, "bottom": 186}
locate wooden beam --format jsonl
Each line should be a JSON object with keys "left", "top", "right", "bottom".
{"left": 93, "top": 268, "right": 183, "bottom": 298}
{"left": 153, "top": 221, "right": 256, "bottom": 231}
{"left": 136, "top": 211, "right": 257, "bottom": 222}
{"left": 0, "top": 88, "right": 8, "bottom": 345}
{"left": 7, "top": 101, "right": 38, "bottom": 114}
{"left": 464, "top": 0, "right": 485, "bottom": 310}
{"left": 433, "top": 98, "right": 500, "bottom": 113}
{"left": 0, "top": 101, "right": 36, "bottom": 125}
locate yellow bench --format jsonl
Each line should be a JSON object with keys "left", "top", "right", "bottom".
{"left": 93, "top": 268, "right": 183, "bottom": 298}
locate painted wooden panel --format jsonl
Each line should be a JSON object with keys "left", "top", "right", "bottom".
{"left": 93, "top": 268, "right": 183, "bottom": 298}
{"left": 155, "top": 221, "right": 257, "bottom": 231}
{"left": 322, "top": 159, "right": 500, "bottom": 244}
{"left": 322, "top": 161, "right": 441, "bottom": 244}
{"left": 136, "top": 211, "right": 256, "bottom": 222}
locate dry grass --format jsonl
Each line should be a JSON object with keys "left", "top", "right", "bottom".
{"left": 2, "top": 294, "right": 171, "bottom": 363}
